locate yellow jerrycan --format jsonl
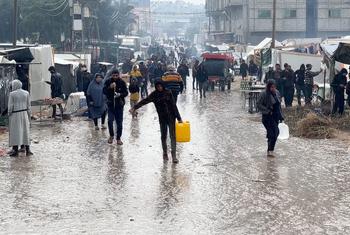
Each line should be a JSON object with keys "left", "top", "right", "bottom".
{"left": 176, "top": 121, "right": 191, "bottom": 143}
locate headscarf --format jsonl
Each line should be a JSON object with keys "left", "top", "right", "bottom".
{"left": 340, "top": 68, "right": 348, "bottom": 76}
{"left": 95, "top": 73, "right": 103, "bottom": 79}
{"left": 11, "top": 79, "right": 23, "bottom": 91}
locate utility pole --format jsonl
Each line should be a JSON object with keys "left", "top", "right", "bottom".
{"left": 271, "top": 0, "right": 277, "bottom": 48}
{"left": 81, "top": 1, "right": 85, "bottom": 53}
{"left": 13, "top": 0, "right": 18, "bottom": 47}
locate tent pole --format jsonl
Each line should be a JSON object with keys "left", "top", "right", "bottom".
{"left": 323, "top": 69, "right": 326, "bottom": 102}
{"left": 271, "top": 0, "right": 277, "bottom": 48}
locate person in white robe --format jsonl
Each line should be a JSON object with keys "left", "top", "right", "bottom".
{"left": 8, "top": 79, "right": 32, "bottom": 157}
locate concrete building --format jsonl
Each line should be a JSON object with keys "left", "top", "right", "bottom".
{"left": 124, "top": 0, "right": 151, "bottom": 35}
{"left": 150, "top": 1, "right": 204, "bottom": 39}
{"left": 205, "top": 0, "right": 350, "bottom": 44}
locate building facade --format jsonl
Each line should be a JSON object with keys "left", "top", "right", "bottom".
{"left": 205, "top": 0, "right": 350, "bottom": 44}
{"left": 123, "top": 0, "right": 151, "bottom": 35}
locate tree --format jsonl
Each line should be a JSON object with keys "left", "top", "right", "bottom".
{"left": 0, "top": 1, "right": 15, "bottom": 43}
{"left": 96, "top": 0, "right": 136, "bottom": 40}
{"left": 18, "top": 0, "right": 71, "bottom": 45}
{"left": 0, "top": 0, "right": 136, "bottom": 46}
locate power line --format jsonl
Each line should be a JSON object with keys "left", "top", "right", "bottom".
{"left": 43, "top": 0, "right": 69, "bottom": 16}
{"left": 40, "top": 0, "right": 67, "bottom": 7}
{"left": 36, "top": 0, "right": 68, "bottom": 12}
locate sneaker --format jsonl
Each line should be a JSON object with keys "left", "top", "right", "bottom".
{"left": 171, "top": 152, "right": 179, "bottom": 163}
{"left": 26, "top": 150, "right": 34, "bottom": 156}
{"left": 108, "top": 137, "right": 114, "bottom": 144}
{"left": 101, "top": 125, "right": 107, "bottom": 130}
{"left": 95, "top": 126, "right": 100, "bottom": 130}
{"left": 116, "top": 140, "right": 123, "bottom": 145}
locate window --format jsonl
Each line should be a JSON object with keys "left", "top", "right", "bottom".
{"left": 329, "top": 9, "right": 341, "bottom": 18}
{"left": 284, "top": 9, "right": 297, "bottom": 18}
{"left": 258, "top": 9, "right": 271, "bottom": 19}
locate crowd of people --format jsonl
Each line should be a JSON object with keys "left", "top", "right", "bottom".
{"left": 256, "top": 64, "right": 350, "bottom": 157}
{"left": 241, "top": 61, "right": 324, "bottom": 108}
{"left": 36, "top": 49, "right": 200, "bottom": 162}
{"left": 8, "top": 44, "right": 350, "bottom": 160}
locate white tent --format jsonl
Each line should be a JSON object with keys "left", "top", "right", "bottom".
{"left": 29, "top": 45, "right": 54, "bottom": 101}
{"left": 54, "top": 57, "right": 79, "bottom": 70}
{"left": 55, "top": 53, "right": 91, "bottom": 72}
{"left": 282, "top": 38, "right": 322, "bottom": 47}
{"left": 254, "top": 38, "right": 283, "bottom": 50}
{"left": 248, "top": 38, "right": 283, "bottom": 56}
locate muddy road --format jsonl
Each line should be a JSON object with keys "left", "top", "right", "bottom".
{"left": 1, "top": 86, "right": 350, "bottom": 234}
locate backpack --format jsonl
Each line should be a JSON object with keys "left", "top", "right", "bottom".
{"left": 130, "top": 77, "right": 138, "bottom": 85}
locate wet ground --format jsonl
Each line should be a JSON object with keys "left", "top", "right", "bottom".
{"left": 1, "top": 84, "right": 350, "bottom": 234}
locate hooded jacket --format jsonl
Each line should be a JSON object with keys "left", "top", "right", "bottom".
{"left": 134, "top": 82, "right": 182, "bottom": 121}
{"left": 331, "top": 70, "right": 348, "bottom": 94}
{"left": 161, "top": 71, "right": 184, "bottom": 93}
{"left": 257, "top": 90, "right": 284, "bottom": 122}
{"left": 49, "top": 72, "right": 63, "bottom": 98}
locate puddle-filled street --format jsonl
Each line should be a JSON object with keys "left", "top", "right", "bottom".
{"left": 1, "top": 87, "right": 350, "bottom": 234}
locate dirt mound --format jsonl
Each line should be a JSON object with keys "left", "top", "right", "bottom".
{"left": 296, "top": 113, "right": 335, "bottom": 139}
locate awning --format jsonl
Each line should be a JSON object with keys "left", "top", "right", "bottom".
{"left": 0, "top": 47, "right": 34, "bottom": 63}
{"left": 329, "top": 42, "right": 350, "bottom": 64}
{"left": 97, "top": 62, "right": 113, "bottom": 66}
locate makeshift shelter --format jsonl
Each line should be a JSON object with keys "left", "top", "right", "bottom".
{"left": 321, "top": 40, "right": 350, "bottom": 83}
{"left": 54, "top": 58, "right": 79, "bottom": 97}
{"left": 281, "top": 38, "right": 322, "bottom": 54}
{"left": 0, "top": 47, "right": 34, "bottom": 91}
{"left": 0, "top": 56, "right": 16, "bottom": 117}
{"left": 0, "top": 47, "right": 34, "bottom": 62}
{"left": 0, "top": 45, "right": 55, "bottom": 103}
{"left": 55, "top": 53, "right": 91, "bottom": 72}
{"left": 248, "top": 38, "right": 283, "bottom": 69}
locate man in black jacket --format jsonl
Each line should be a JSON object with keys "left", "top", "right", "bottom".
{"left": 47, "top": 66, "right": 64, "bottom": 119}
{"left": 240, "top": 60, "right": 249, "bottom": 79}
{"left": 130, "top": 80, "right": 183, "bottom": 163}
{"left": 282, "top": 64, "right": 295, "bottom": 107}
{"left": 331, "top": 68, "right": 348, "bottom": 115}
{"left": 197, "top": 63, "right": 208, "bottom": 98}
{"left": 177, "top": 61, "right": 190, "bottom": 90}
{"left": 294, "top": 64, "right": 306, "bottom": 106}
{"left": 103, "top": 69, "right": 128, "bottom": 145}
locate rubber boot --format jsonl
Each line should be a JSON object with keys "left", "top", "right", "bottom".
{"left": 26, "top": 146, "right": 33, "bottom": 156}
{"left": 9, "top": 146, "right": 18, "bottom": 157}
{"left": 19, "top": 145, "right": 26, "bottom": 153}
